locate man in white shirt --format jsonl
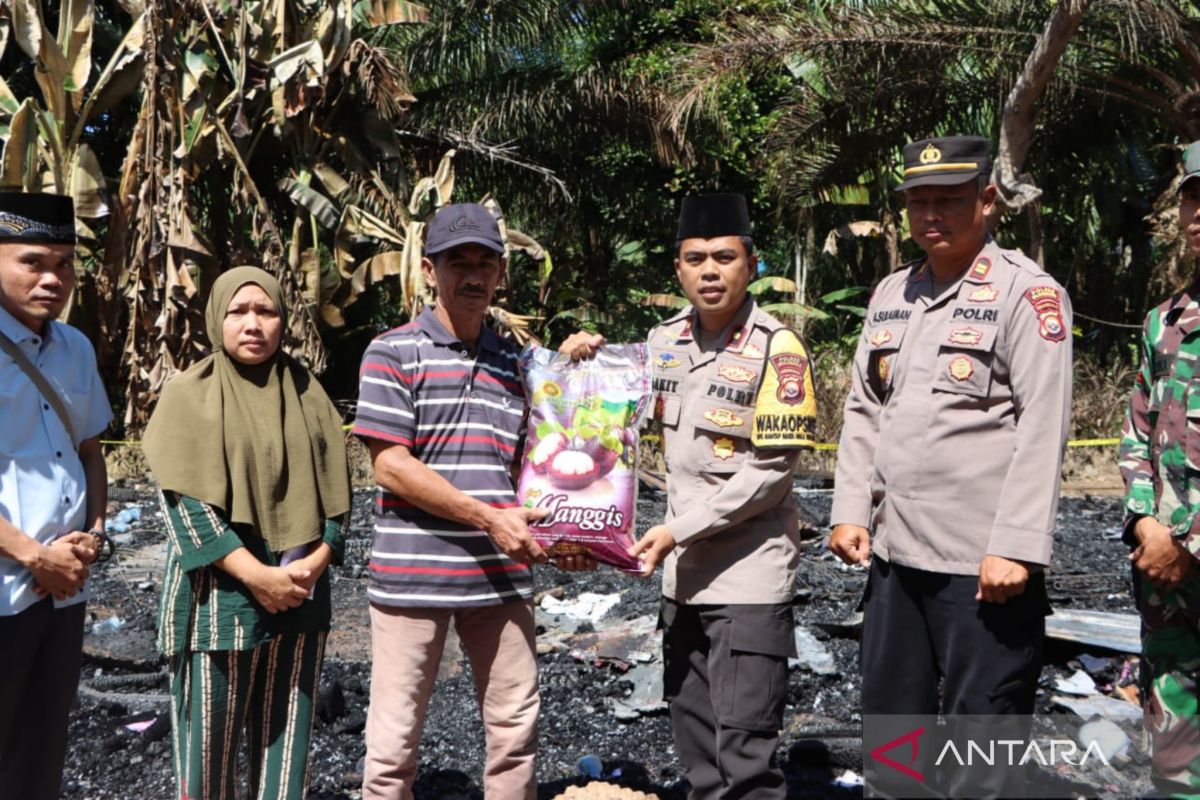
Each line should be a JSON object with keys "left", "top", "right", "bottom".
{"left": 0, "top": 191, "right": 112, "bottom": 800}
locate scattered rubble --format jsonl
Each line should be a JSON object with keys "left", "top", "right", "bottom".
{"left": 57, "top": 486, "right": 1153, "bottom": 798}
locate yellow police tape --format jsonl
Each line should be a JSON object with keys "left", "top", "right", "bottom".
{"left": 592, "top": 435, "right": 1122, "bottom": 451}
{"left": 100, "top": 433, "right": 1124, "bottom": 450}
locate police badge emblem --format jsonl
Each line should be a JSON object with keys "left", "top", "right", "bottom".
{"left": 712, "top": 437, "right": 736, "bottom": 460}
{"left": 949, "top": 355, "right": 974, "bottom": 381}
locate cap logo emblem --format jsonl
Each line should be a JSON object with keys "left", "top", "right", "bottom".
{"left": 448, "top": 215, "right": 482, "bottom": 232}
{"left": 919, "top": 144, "right": 942, "bottom": 164}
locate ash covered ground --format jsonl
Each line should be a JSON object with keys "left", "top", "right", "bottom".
{"left": 62, "top": 482, "right": 1148, "bottom": 799}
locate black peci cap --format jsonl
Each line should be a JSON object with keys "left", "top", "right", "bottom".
{"left": 676, "top": 193, "right": 753, "bottom": 241}
{"left": 0, "top": 191, "right": 75, "bottom": 244}
{"left": 423, "top": 203, "right": 505, "bottom": 256}
{"left": 897, "top": 136, "right": 991, "bottom": 191}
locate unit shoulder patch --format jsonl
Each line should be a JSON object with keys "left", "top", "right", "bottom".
{"left": 752, "top": 329, "right": 817, "bottom": 449}
{"left": 1023, "top": 285, "right": 1067, "bottom": 342}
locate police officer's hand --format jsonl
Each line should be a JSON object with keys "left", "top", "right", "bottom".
{"left": 1132, "top": 517, "right": 1192, "bottom": 591}
{"left": 27, "top": 540, "right": 91, "bottom": 600}
{"left": 553, "top": 554, "right": 598, "bottom": 572}
{"left": 829, "top": 524, "right": 871, "bottom": 566}
{"left": 629, "top": 525, "right": 676, "bottom": 577}
{"left": 975, "top": 555, "right": 1030, "bottom": 603}
{"left": 485, "top": 507, "right": 551, "bottom": 565}
{"left": 558, "top": 332, "right": 605, "bottom": 361}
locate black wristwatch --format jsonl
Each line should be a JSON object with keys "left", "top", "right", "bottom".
{"left": 87, "top": 529, "right": 115, "bottom": 564}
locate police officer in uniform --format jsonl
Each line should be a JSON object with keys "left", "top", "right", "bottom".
{"left": 563, "top": 193, "right": 817, "bottom": 798}
{"left": 829, "top": 137, "right": 1072, "bottom": 795}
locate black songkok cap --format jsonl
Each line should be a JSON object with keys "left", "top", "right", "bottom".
{"left": 675, "top": 193, "right": 753, "bottom": 241}
{"left": 897, "top": 136, "right": 991, "bottom": 191}
{"left": 0, "top": 192, "right": 75, "bottom": 244}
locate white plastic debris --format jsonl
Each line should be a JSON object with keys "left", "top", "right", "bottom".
{"left": 834, "top": 769, "right": 864, "bottom": 788}
{"left": 1054, "top": 669, "right": 1098, "bottom": 696}
{"left": 1052, "top": 693, "right": 1143, "bottom": 725}
{"left": 1078, "top": 717, "right": 1132, "bottom": 764}
{"left": 790, "top": 626, "right": 837, "bottom": 674}
{"left": 539, "top": 592, "right": 621, "bottom": 624}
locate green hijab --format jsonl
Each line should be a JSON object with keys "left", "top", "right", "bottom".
{"left": 143, "top": 266, "right": 351, "bottom": 552}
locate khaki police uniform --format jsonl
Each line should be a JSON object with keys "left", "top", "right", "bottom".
{"left": 648, "top": 296, "right": 813, "bottom": 800}
{"left": 832, "top": 237, "right": 1072, "bottom": 572}
{"left": 833, "top": 237, "right": 1072, "bottom": 796}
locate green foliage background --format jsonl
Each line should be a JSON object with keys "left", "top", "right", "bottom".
{"left": 4, "top": 0, "right": 1199, "bottom": 439}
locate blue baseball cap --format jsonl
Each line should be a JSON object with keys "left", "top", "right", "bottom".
{"left": 1182, "top": 141, "right": 1200, "bottom": 191}
{"left": 424, "top": 203, "right": 505, "bottom": 256}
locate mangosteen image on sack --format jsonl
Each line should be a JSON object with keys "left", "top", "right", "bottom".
{"left": 529, "top": 431, "right": 569, "bottom": 473}
{"left": 544, "top": 433, "right": 623, "bottom": 489}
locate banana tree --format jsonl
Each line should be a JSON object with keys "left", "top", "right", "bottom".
{"left": 109, "top": 0, "right": 436, "bottom": 428}
{"left": 0, "top": 0, "right": 145, "bottom": 226}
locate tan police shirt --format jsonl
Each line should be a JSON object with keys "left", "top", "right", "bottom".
{"left": 830, "top": 239, "right": 1072, "bottom": 575}
{"left": 648, "top": 298, "right": 808, "bottom": 604}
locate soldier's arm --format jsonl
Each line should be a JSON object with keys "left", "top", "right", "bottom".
{"left": 1119, "top": 311, "right": 1159, "bottom": 543}
{"left": 829, "top": 306, "right": 885, "bottom": 529}
{"left": 984, "top": 279, "right": 1073, "bottom": 566}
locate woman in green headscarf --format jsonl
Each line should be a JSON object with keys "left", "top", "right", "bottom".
{"left": 143, "top": 266, "right": 351, "bottom": 800}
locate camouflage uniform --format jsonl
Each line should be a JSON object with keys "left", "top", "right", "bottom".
{"left": 1120, "top": 282, "right": 1200, "bottom": 798}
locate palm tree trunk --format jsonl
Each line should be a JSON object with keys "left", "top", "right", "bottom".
{"left": 993, "top": 0, "right": 1093, "bottom": 257}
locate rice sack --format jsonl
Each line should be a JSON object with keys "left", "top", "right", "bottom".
{"left": 518, "top": 344, "right": 651, "bottom": 571}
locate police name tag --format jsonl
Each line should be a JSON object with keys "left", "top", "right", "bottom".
{"left": 752, "top": 329, "right": 817, "bottom": 449}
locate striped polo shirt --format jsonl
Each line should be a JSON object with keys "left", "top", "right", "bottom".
{"left": 353, "top": 306, "right": 530, "bottom": 608}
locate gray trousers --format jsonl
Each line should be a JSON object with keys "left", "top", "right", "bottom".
{"left": 0, "top": 598, "right": 86, "bottom": 800}
{"left": 661, "top": 598, "right": 794, "bottom": 800}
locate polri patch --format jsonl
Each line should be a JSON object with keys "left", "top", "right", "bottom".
{"left": 712, "top": 437, "right": 736, "bottom": 460}
{"left": 752, "top": 329, "right": 817, "bottom": 449}
{"left": 1023, "top": 285, "right": 1067, "bottom": 342}
{"left": 949, "top": 355, "right": 974, "bottom": 381}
